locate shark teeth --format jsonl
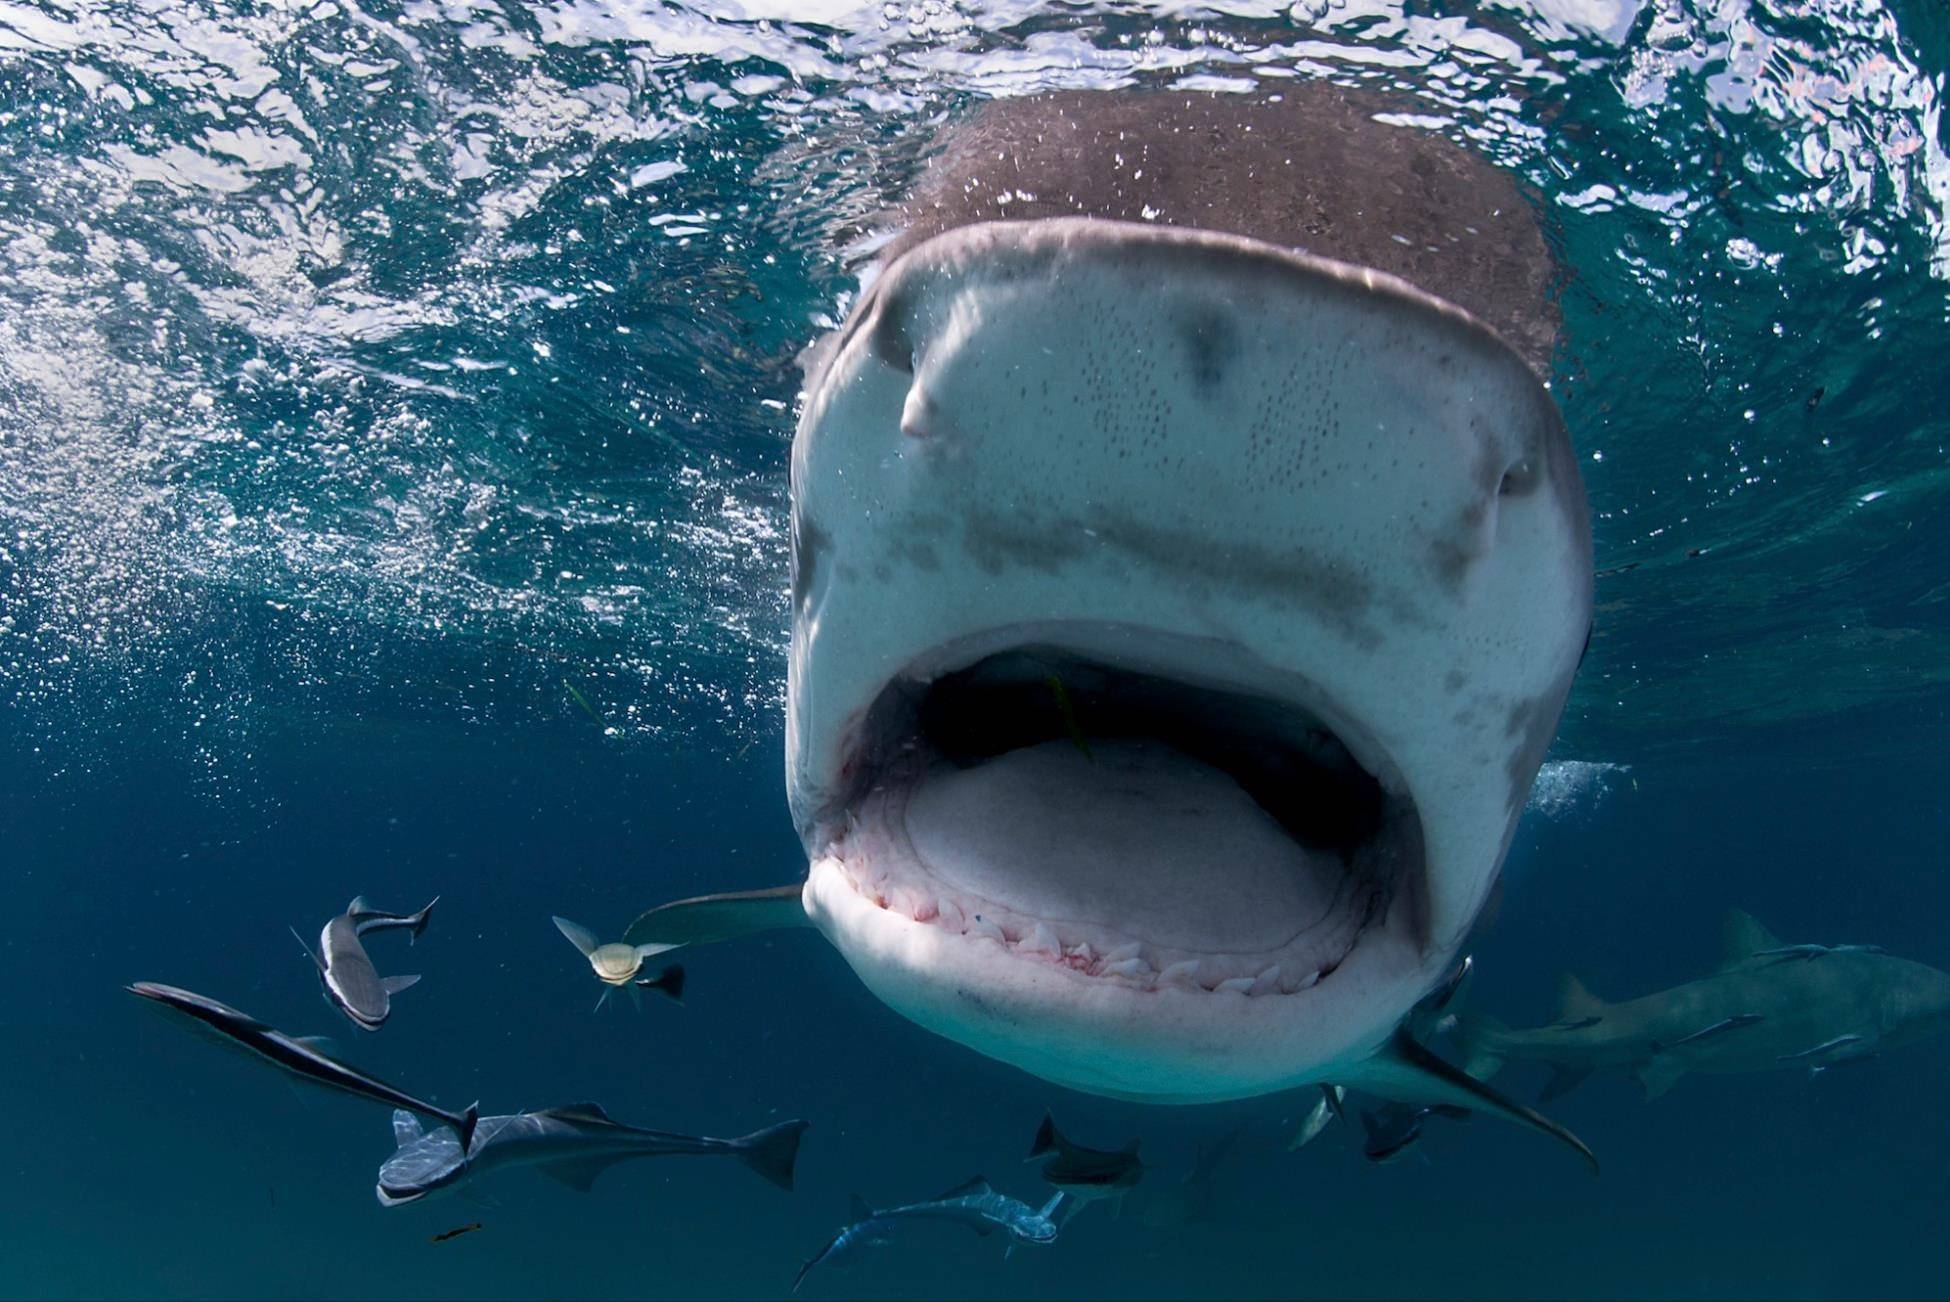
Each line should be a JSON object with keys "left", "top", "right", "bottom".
{"left": 1019, "top": 923, "right": 1062, "bottom": 958}
{"left": 831, "top": 849, "right": 1348, "bottom": 1000}
{"left": 1158, "top": 959, "right": 1203, "bottom": 989}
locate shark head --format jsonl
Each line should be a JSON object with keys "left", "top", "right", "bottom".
{"left": 785, "top": 94, "right": 1591, "bottom": 1105}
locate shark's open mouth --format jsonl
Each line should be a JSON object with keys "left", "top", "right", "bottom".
{"left": 810, "top": 630, "right": 1427, "bottom": 1007}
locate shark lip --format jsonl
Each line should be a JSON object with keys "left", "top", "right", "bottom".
{"left": 812, "top": 632, "right": 1427, "bottom": 1002}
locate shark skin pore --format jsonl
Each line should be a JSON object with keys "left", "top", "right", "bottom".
{"left": 1461, "top": 911, "right": 1950, "bottom": 1101}
{"left": 630, "top": 91, "right": 1595, "bottom": 1163}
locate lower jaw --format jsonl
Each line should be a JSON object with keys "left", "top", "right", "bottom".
{"left": 802, "top": 852, "right": 1416, "bottom": 1103}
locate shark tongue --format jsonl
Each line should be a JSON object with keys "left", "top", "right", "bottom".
{"left": 903, "top": 740, "right": 1339, "bottom": 955}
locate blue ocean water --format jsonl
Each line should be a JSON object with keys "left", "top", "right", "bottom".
{"left": 2, "top": 1, "right": 1949, "bottom": 1297}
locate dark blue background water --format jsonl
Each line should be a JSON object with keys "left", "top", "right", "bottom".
{"left": 4, "top": 0, "right": 1949, "bottom": 1297}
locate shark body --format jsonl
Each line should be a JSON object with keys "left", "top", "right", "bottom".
{"left": 631, "top": 88, "right": 1594, "bottom": 1158}
{"left": 1467, "top": 911, "right": 1950, "bottom": 1100}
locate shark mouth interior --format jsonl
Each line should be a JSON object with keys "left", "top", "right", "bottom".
{"left": 820, "top": 642, "right": 1428, "bottom": 998}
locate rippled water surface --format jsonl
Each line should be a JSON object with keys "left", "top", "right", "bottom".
{"left": 3, "top": 1, "right": 1949, "bottom": 1298}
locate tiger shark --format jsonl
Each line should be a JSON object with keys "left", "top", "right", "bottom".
{"left": 628, "top": 89, "right": 1594, "bottom": 1161}
{"left": 1461, "top": 910, "right": 1950, "bottom": 1100}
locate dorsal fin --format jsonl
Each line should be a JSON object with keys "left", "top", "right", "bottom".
{"left": 1721, "top": 909, "right": 1784, "bottom": 966}
{"left": 538, "top": 1101, "right": 615, "bottom": 1126}
{"left": 1556, "top": 974, "right": 1606, "bottom": 1021}
{"left": 847, "top": 1193, "right": 874, "bottom": 1222}
{"left": 936, "top": 1175, "right": 992, "bottom": 1201}
{"left": 347, "top": 895, "right": 369, "bottom": 915}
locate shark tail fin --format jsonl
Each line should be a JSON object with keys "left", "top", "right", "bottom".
{"left": 734, "top": 1119, "right": 810, "bottom": 1192}
{"left": 408, "top": 895, "right": 438, "bottom": 944}
{"left": 1027, "top": 1110, "right": 1064, "bottom": 1161}
{"left": 1556, "top": 974, "right": 1607, "bottom": 1022}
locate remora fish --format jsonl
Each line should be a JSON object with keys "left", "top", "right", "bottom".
{"left": 1026, "top": 1112, "right": 1143, "bottom": 1209}
{"left": 1458, "top": 910, "right": 1950, "bottom": 1099}
{"left": 375, "top": 1102, "right": 808, "bottom": 1205}
{"left": 294, "top": 895, "right": 437, "bottom": 1031}
{"left": 628, "top": 87, "right": 1596, "bottom": 1164}
{"left": 1359, "top": 1102, "right": 1472, "bottom": 1165}
{"left": 793, "top": 1178, "right": 1064, "bottom": 1291}
{"left": 551, "top": 916, "right": 680, "bottom": 1010}
{"left": 1289, "top": 1084, "right": 1346, "bottom": 1152}
{"left": 128, "top": 982, "right": 477, "bottom": 1150}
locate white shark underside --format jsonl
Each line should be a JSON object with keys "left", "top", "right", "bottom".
{"left": 785, "top": 152, "right": 1592, "bottom": 1114}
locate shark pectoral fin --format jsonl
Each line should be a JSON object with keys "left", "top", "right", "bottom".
{"left": 381, "top": 974, "right": 421, "bottom": 996}
{"left": 553, "top": 916, "right": 601, "bottom": 958}
{"left": 1636, "top": 1053, "right": 1687, "bottom": 1100}
{"left": 537, "top": 1155, "right": 631, "bottom": 1193}
{"left": 1348, "top": 1029, "right": 1599, "bottom": 1175}
{"left": 1537, "top": 1065, "right": 1593, "bottom": 1103}
{"left": 622, "top": 883, "right": 811, "bottom": 949}
{"left": 392, "top": 1110, "right": 425, "bottom": 1147}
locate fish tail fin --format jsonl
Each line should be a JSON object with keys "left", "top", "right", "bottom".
{"left": 1027, "top": 1110, "right": 1063, "bottom": 1160}
{"left": 734, "top": 1119, "right": 810, "bottom": 1192}
{"left": 409, "top": 896, "right": 439, "bottom": 944}
{"left": 457, "top": 1103, "right": 479, "bottom": 1153}
{"left": 640, "top": 963, "right": 685, "bottom": 1003}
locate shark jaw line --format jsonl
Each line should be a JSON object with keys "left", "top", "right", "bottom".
{"left": 801, "top": 628, "right": 1432, "bottom": 1099}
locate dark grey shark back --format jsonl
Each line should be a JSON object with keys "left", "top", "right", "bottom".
{"left": 128, "top": 981, "right": 477, "bottom": 1150}
{"left": 880, "top": 86, "right": 1560, "bottom": 375}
